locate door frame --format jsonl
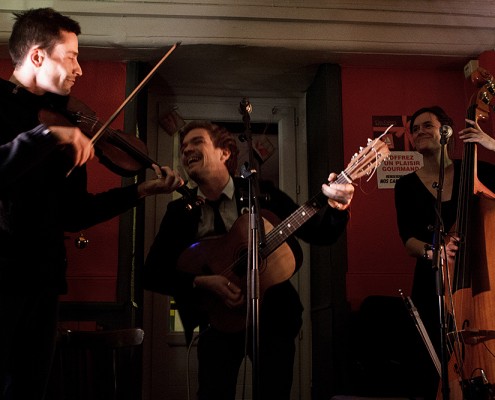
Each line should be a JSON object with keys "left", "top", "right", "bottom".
{"left": 142, "top": 94, "right": 310, "bottom": 400}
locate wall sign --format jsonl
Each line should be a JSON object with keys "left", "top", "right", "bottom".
{"left": 372, "top": 115, "right": 423, "bottom": 189}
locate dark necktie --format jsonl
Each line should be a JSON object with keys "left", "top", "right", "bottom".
{"left": 206, "top": 198, "right": 227, "bottom": 234}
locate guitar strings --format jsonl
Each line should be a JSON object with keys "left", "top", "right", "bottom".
{"left": 217, "top": 137, "right": 389, "bottom": 280}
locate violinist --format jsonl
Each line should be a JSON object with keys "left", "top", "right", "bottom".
{"left": 394, "top": 106, "right": 495, "bottom": 399}
{"left": 0, "top": 8, "right": 182, "bottom": 400}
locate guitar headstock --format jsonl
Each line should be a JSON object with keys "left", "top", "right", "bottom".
{"left": 344, "top": 137, "right": 390, "bottom": 182}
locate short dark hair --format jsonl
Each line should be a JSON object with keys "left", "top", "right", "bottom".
{"left": 409, "top": 105, "right": 456, "bottom": 154}
{"left": 9, "top": 8, "right": 81, "bottom": 67}
{"left": 409, "top": 106, "right": 454, "bottom": 132}
{"left": 180, "top": 120, "right": 239, "bottom": 176}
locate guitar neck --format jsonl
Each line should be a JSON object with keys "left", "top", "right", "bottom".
{"left": 258, "top": 134, "right": 389, "bottom": 258}
{"left": 261, "top": 171, "right": 349, "bottom": 257}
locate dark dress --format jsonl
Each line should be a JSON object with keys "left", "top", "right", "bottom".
{"left": 394, "top": 159, "right": 495, "bottom": 398}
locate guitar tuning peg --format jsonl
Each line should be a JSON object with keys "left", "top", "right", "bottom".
{"left": 367, "top": 138, "right": 372, "bottom": 143}
{"left": 359, "top": 147, "right": 364, "bottom": 151}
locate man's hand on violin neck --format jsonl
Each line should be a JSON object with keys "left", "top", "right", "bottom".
{"left": 49, "top": 125, "right": 95, "bottom": 166}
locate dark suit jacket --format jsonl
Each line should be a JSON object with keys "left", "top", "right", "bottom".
{"left": 143, "top": 177, "right": 349, "bottom": 342}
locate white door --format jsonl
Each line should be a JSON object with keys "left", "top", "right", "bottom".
{"left": 142, "top": 95, "right": 310, "bottom": 400}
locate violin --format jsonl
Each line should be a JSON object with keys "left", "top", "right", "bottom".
{"left": 38, "top": 96, "right": 202, "bottom": 210}
{"left": 42, "top": 42, "right": 201, "bottom": 210}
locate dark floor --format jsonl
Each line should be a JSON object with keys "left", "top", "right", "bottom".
{"left": 341, "top": 296, "right": 439, "bottom": 400}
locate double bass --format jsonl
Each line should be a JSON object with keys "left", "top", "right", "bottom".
{"left": 442, "top": 67, "right": 495, "bottom": 399}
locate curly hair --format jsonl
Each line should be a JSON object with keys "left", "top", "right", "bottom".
{"left": 180, "top": 120, "right": 239, "bottom": 176}
{"left": 9, "top": 8, "right": 81, "bottom": 67}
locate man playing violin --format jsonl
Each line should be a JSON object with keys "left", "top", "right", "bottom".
{"left": 0, "top": 8, "right": 182, "bottom": 400}
{"left": 143, "top": 120, "right": 354, "bottom": 399}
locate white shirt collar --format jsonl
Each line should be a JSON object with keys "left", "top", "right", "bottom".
{"left": 197, "top": 175, "right": 235, "bottom": 201}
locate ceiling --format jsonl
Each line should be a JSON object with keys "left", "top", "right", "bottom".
{"left": 0, "top": 1, "right": 493, "bottom": 97}
{"left": 143, "top": 44, "right": 471, "bottom": 97}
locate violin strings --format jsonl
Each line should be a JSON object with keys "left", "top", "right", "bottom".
{"left": 76, "top": 113, "right": 156, "bottom": 166}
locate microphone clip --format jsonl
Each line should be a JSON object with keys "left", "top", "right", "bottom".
{"left": 440, "top": 125, "right": 453, "bottom": 145}
{"left": 239, "top": 98, "right": 252, "bottom": 116}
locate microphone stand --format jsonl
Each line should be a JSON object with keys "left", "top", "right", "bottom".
{"left": 432, "top": 129, "right": 451, "bottom": 400}
{"left": 238, "top": 98, "right": 265, "bottom": 400}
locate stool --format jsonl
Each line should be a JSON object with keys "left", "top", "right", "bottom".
{"left": 50, "top": 328, "right": 144, "bottom": 400}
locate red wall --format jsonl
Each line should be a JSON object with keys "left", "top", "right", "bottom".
{"left": 4, "top": 54, "right": 495, "bottom": 311}
{"left": 342, "top": 58, "right": 495, "bottom": 310}
{"left": 0, "top": 60, "right": 127, "bottom": 303}
{"left": 64, "top": 61, "right": 127, "bottom": 302}
{"left": 342, "top": 66, "right": 465, "bottom": 310}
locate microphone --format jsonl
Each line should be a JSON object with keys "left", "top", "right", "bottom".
{"left": 239, "top": 98, "right": 252, "bottom": 115}
{"left": 440, "top": 125, "right": 453, "bottom": 139}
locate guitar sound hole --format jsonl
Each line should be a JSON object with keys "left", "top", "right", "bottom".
{"left": 233, "top": 250, "right": 247, "bottom": 277}
{"left": 232, "top": 250, "right": 266, "bottom": 277}
{"left": 201, "top": 264, "right": 213, "bottom": 275}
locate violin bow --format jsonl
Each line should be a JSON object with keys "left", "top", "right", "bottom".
{"left": 65, "top": 42, "right": 180, "bottom": 177}
{"left": 89, "top": 42, "right": 181, "bottom": 146}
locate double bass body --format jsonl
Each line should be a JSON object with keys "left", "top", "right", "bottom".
{"left": 446, "top": 191, "right": 495, "bottom": 400}
{"left": 442, "top": 68, "right": 495, "bottom": 399}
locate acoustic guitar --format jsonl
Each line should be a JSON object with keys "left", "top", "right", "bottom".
{"left": 178, "top": 136, "right": 390, "bottom": 332}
